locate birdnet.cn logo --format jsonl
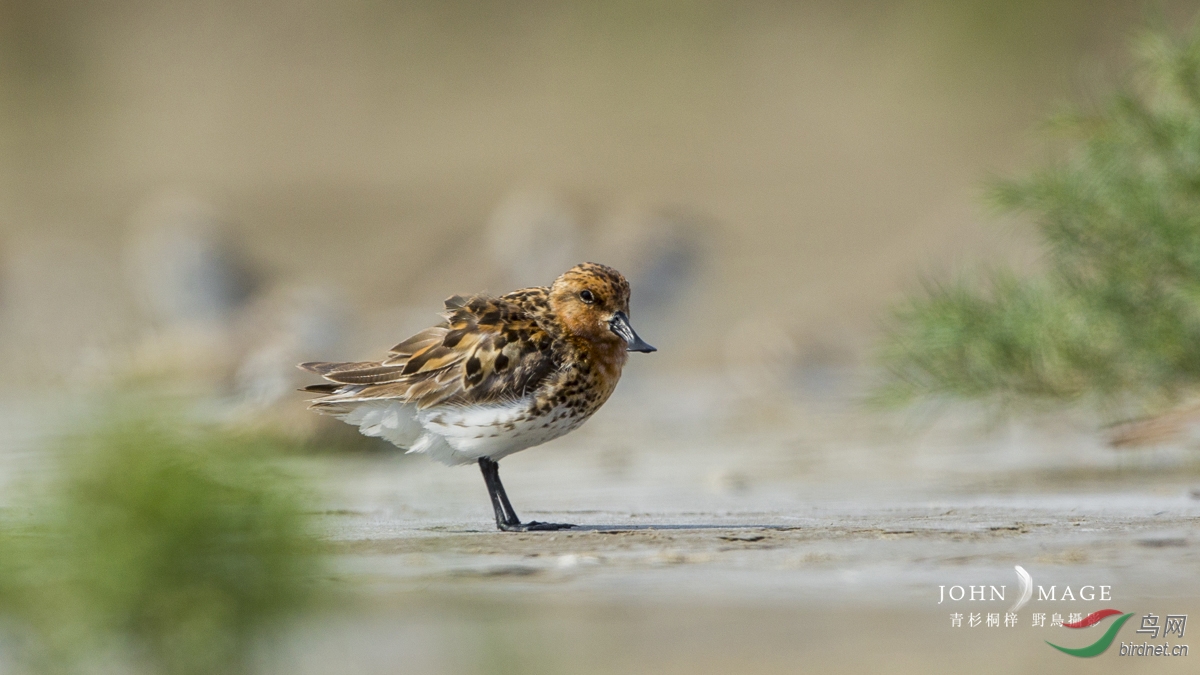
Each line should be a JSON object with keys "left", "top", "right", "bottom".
{"left": 938, "top": 566, "right": 1188, "bottom": 658}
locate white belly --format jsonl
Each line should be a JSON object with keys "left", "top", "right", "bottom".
{"left": 334, "top": 398, "right": 586, "bottom": 466}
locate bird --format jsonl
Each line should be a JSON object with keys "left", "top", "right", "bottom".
{"left": 299, "top": 263, "right": 655, "bottom": 531}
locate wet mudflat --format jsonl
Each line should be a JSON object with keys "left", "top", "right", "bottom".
{"left": 321, "top": 499, "right": 1196, "bottom": 603}
{"left": 275, "top": 387, "right": 1200, "bottom": 674}
{"left": 283, "top": 490, "right": 1199, "bottom": 674}
{"left": 3, "top": 385, "right": 1198, "bottom": 674}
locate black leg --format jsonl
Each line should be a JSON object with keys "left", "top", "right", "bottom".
{"left": 478, "top": 458, "right": 511, "bottom": 529}
{"left": 492, "top": 469, "right": 521, "bottom": 527}
{"left": 477, "top": 458, "right": 574, "bottom": 532}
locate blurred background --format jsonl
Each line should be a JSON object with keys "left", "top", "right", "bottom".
{"left": 5, "top": 0, "right": 1187, "bottom": 390}
{"left": 2, "top": 2, "right": 1199, "bottom": 674}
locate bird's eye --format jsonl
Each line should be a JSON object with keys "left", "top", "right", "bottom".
{"left": 580, "top": 290, "right": 596, "bottom": 304}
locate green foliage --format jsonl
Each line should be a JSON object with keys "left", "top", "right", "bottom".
{"left": 879, "top": 21, "right": 1200, "bottom": 411}
{"left": 0, "top": 414, "right": 320, "bottom": 675}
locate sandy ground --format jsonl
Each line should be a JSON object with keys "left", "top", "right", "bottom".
{"left": 269, "top": 377, "right": 1200, "bottom": 674}
{"left": 3, "top": 377, "right": 1199, "bottom": 674}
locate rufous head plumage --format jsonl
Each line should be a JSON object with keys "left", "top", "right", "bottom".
{"left": 548, "top": 263, "right": 655, "bottom": 353}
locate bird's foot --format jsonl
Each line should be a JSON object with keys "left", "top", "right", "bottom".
{"left": 498, "top": 520, "right": 575, "bottom": 532}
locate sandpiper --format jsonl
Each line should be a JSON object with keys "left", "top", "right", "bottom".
{"left": 300, "top": 263, "right": 655, "bottom": 531}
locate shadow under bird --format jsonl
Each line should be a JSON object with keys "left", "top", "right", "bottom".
{"left": 299, "top": 263, "right": 655, "bottom": 531}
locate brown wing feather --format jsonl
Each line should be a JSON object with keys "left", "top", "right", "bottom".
{"left": 301, "top": 293, "right": 560, "bottom": 409}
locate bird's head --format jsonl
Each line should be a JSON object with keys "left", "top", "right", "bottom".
{"left": 549, "top": 263, "right": 656, "bottom": 353}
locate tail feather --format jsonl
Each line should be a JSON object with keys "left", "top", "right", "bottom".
{"left": 299, "top": 360, "right": 376, "bottom": 376}
{"left": 299, "top": 360, "right": 412, "bottom": 385}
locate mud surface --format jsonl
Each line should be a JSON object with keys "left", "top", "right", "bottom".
{"left": 278, "top": 388, "right": 1200, "bottom": 674}
{"left": 4, "top": 387, "right": 1199, "bottom": 673}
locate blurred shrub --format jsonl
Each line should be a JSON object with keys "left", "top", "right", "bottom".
{"left": 879, "top": 19, "right": 1200, "bottom": 414}
{"left": 0, "top": 414, "right": 319, "bottom": 675}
